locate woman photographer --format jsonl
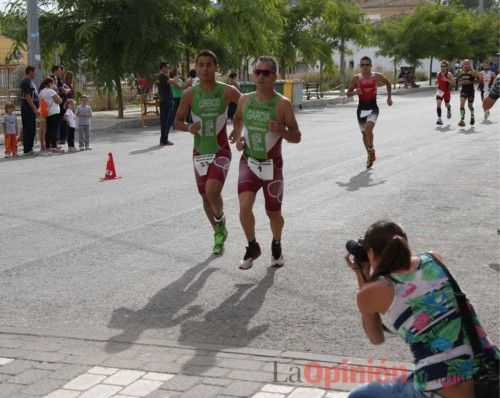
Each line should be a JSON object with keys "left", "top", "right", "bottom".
{"left": 346, "top": 220, "right": 498, "bottom": 398}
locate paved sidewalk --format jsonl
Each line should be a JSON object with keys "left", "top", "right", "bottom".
{"left": 0, "top": 331, "right": 413, "bottom": 398}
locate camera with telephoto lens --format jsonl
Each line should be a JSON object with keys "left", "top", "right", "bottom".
{"left": 345, "top": 238, "right": 369, "bottom": 263}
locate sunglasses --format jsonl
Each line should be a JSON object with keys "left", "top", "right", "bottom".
{"left": 253, "top": 69, "right": 274, "bottom": 77}
{"left": 441, "top": 65, "right": 448, "bottom": 68}
{"left": 360, "top": 63, "right": 371, "bottom": 67}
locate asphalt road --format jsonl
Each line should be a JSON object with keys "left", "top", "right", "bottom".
{"left": 0, "top": 90, "right": 498, "bottom": 363}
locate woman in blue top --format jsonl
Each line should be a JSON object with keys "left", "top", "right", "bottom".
{"left": 346, "top": 220, "right": 497, "bottom": 398}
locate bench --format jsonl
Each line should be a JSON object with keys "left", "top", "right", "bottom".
{"left": 305, "top": 83, "right": 322, "bottom": 100}
{"left": 139, "top": 94, "right": 160, "bottom": 128}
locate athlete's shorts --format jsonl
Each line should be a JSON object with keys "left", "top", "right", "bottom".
{"left": 460, "top": 86, "right": 475, "bottom": 102}
{"left": 436, "top": 89, "right": 451, "bottom": 103}
{"left": 357, "top": 103, "right": 379, "bottom": 131}
{"left": 193, "top": 149, "right": 231, "bottom": 195}
{"left": 238, "top": 155, "right": 284, "bottom": 212}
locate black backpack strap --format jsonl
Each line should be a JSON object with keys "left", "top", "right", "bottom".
{"left": 427, "top": 252, "right": 484, "bottom": 356}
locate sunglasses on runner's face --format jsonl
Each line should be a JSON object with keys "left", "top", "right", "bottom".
{"left": 253, "top": 69, "right": 274, "bottom": 77}
{"left": 360, "top": 63, "right": 371, "bottom": 67}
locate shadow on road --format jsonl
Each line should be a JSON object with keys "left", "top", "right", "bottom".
{"left": 336, "top": 170, "right": 386, "bottom": 192}
{"left": 435, "top": 125, "right": 452, "bottom": 132}
{"left": 177, "top": 266, "right": 276, "bottom": 375}
{"left": 457, "top": 126, "right": 480, "bottom": 135}
{"left": 129, "top": 146, "right": 163, "bottom": 155}
{"left": 105, "top": 254, "right": 218, "bottom": 353}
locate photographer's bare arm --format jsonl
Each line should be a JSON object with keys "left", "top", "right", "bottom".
{"left": 269, "top": 97, "right": 301, "bottom": 143}
{"left": 376, "top": 73, "right": 393, "bottom": 106}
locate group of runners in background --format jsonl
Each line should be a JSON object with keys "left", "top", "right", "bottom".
{"left": 435, "top": 59, "right": 498, "bottom": 126}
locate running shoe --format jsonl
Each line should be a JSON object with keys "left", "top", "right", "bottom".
{"left": 484, "top": 110, "right": 490, "bottom": 120}
{"left": 470, "top": 117, "right": 475, "bottom": 126}
{"left": 436, "top": 118, "right": 443, "bottom": 125}
{"left": 458, "top": 120, "right": 465, "bottom": 127}
{"left": 4, "top": 153, "right": 10, "bottom": 158}
{"left": 447, "top": 108, "right": 451, "bottom": 119}
{"left": 271, "top": 241, "right": 284, "bottom": 267}
{"left": 366, "top": 148, "right": 376, "bottom": 168}
{"left": 213, "top": 218, "right": 228, "bottom": 255}
{"left": 239, "top": 242, "right": 261, "bottom": 270}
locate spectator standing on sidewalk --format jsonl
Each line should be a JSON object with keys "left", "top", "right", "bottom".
{"left": 168, "top": 68, "right": 187, "bottom": 133}
{"left": 157, "top": 61, "right": 174, "bottom": 146}
{"left": 227, "top": 71, "right": 240, "bottom": 121}
{"left": 37, "top": 78, "right": 53, "bottom": 154}
{"left": 2, "top": 102, "right": 19, "bottom": 158}
{"left": 65, "top": 70, "right": 75, "bottom": 100}
{"left": 39, "top": 77, "right": 63, "bottom": 153}
{"left": 20, "top": 65, "right": 39, "bottom": 155}
{"left": 76, "top": 95, "right": 93, "bottom": 150}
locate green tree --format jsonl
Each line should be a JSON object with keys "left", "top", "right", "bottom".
{"left": 275, "top": 0, "right": 326, "bottom": 79}
{"left": 316, "top": 0, "right": 371, "bottom": 94}
{"left": 210, "top": 0, "right": 284, "bottom": 77}
{"left": 39, "top": 0, "right": 182, "bottom": 118}
{"left": 373, "top": 16, "right": 408, "bottom": 88}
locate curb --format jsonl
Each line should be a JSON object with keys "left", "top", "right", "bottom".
{"left": 0, "top": 325, "right": 414, "bottom": 373}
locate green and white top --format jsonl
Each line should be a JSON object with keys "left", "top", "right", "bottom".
{"left": 242, "top": 91, "right": 283, "bottom": 161}
{"left": 190, "top": 82, "right": 229, "bottom": 155}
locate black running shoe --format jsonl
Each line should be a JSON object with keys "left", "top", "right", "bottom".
{"left": 239, "top": 243, "right": 261, "bottom": 270}
{"left": 470, "top": 117, "right": 475, "bottom": 126}
{"left": 458, "top": 120, "right": 465, "bottom": 127}
{"left": 271, "top": 241, "right": 284, "bottom": 267}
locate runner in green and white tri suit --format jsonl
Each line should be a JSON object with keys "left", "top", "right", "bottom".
{"left": 232, "top": 56, "right": 301, "bottom": 270}
{"left": 175, "top": 50, "right": 240, "bottom": 255}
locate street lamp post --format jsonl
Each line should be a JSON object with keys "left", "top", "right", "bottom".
{"left": 26, "top": 0, "right": 41, "bottom": 84}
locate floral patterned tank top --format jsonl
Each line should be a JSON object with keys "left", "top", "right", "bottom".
{"left": 381, "top": 253, "right": 497, "bottom": 392}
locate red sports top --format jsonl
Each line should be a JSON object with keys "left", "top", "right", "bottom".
{"left": 357, "top": 73, "right": 377, "bottom": 103}
{"left": 437, "top": 72, "right": 451, "bottom": 92}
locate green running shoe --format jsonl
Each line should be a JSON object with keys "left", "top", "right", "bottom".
{"left": 213, "top": 218, "right": 228, "bottom": 255}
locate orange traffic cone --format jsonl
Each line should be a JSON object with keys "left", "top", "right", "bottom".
{"left": 100, "top": 152, "right": 121, "bottom": 180}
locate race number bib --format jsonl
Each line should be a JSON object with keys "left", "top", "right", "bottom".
{"left": 248, "top": 157, "right": 274, "bottom": 181}
{"left": 360, "top": 110, "right": 373, "bottom": 118}
{"left": 193, "top": 154, "right": 215, "bottom": 177}
{"left": 436, "top": 89, "right": 445, "bottom": 97}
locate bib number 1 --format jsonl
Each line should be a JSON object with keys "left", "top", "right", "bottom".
{"left": 248, "top": 157, "right": 274, "bottom": 181}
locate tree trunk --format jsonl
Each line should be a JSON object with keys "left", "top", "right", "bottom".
{"left": 114, "top": 76, "right": 124, "bottom": 119}
{"left": 340, "top": 39, "right": 346, "bottom": 98}
{"left": 429, "top": 57, "right": 433, "bottom": 86}
{"left": 319, "top": 60, "right": 323, "bottom": 93}
{"left": 393, "top": 58, "right": 397, "bottom": 90}
{"left": 185, "top": 49, "right": 190, "bottom": 76}
{"left": 279, "top": 57, "right": 286, "bottom": 80}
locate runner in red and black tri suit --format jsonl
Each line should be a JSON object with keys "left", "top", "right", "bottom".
{"left": 435, "top": 60, "right": 455, "bottom": 125}
{"left": 347, "top": 56, "right": 393, "bottom": 168}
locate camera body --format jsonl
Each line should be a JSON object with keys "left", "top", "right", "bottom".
{"left": 346, "top": 238, "right": 369, "bottom": 263}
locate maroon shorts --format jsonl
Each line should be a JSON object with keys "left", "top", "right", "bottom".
{"left": 193, "top": 149, "right": 231, "bottom": 195}
{"left": 436, "top": 90, "right": 451, "bottom": 103}
{"left": 237, "top": 155, "right": 284, "bottom": 212}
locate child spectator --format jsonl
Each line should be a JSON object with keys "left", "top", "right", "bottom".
{"left": 76, "top": 95, "right": 93, "bottom": 150}
{"left": 2, "top": 102, "right": 19, "bottom": 157}
{"left": 64, "top": 99, "right": 78, "bottom": 152}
